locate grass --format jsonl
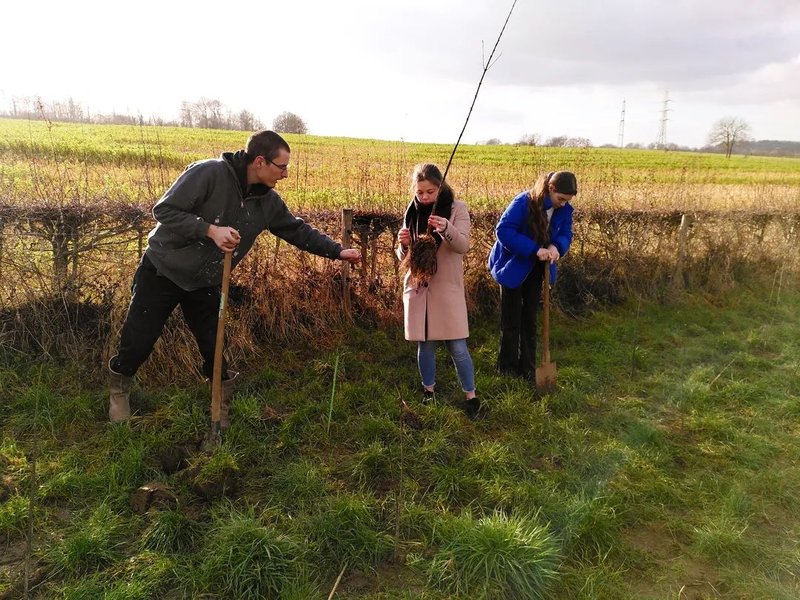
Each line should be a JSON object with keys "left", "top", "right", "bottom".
{"left": 305, "top": 492, "right": 394, "bottom": 573}
{"left": 48, "top": 502, "right": 125, "bottom": 576}
{"left": 428, "top": 511, "right": 560, "bottom": 600}
{"left": 1, "top": 279, "right": 799, "bottom": 597}
{"left": 140, "top": 509, "right": 200, "bottom": 554}
{"left": 196, "top": 504, "right": 305, "bottom": 600}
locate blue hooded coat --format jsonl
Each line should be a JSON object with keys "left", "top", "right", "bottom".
{"left": 487, "top": 191, "right": 574, "bottom": 288}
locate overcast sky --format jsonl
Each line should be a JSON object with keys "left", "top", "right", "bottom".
{"left": 2, "top": 0, "right": 799, "bottom": 147}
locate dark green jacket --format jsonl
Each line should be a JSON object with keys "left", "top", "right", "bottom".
{"left": 145, "top": 151, "right": 342, "bottom": 291}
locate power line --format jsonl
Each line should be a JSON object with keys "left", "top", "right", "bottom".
{"left": 655, "top": 90, "right": 671, "bottom": 150}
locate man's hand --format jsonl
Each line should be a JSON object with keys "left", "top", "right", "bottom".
{"left": 339, "top": 248, "right": 361, "bottom": 264}
{"left": 207, "top": 225, "right": 241, "bottom": 252}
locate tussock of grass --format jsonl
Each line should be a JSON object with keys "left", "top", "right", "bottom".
{"left": 270, "top": 458, "right": 329, "bottom": 512}
{"left": 49, "top": 502, "right": 125, "bottom": 575}
{"left": 40, "top": 474, "right": 79, "bottom": 509}
{"left": 558, "top": 491, "right": 622, "bottom": 560}
{"left": 105, "top": 551, "right": 176, "bottom": 599}
{"left": 305, "top": 493, "right": 393, "bottom": 573}
{"left": 351, "top": 413, "right": 399, "bottom": 446}
{"left": 692, "top": 512, "right": 752, "bottom": 562}
{"left": 0, "top": 494, "right": 28, "bottom": 540}
{"left": 141, "top": 509, "right": 200, "bottom": 554}
{"left": 198, "top": 505, "right": 305, "bottom": 600}
{"left": 428, "top": 463, "right": 480, "bottom": 507}
{"left": 348, "top": 440, "right": 395, "bottom": 489}
{"left": 427, "top": 511, "right": 560, "bottom": 599}
{"left": 191, "top": 445, "right": 239, "bottom": 485}
{"left": 465, "top": 440, "right": 523, "bottom": 480}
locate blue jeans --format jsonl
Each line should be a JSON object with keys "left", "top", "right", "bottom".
{"left": 417, "top": 339, "right": 476, "bottom": 393}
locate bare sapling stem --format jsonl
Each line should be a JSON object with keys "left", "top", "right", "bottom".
{"left": 326, "top": 351, "right": 341, "bottom": 438}
{"left": 395, "top": 388, "right": 405, "bottom": 558}
{"left": 24, "top": 379, "right": 40, "bottom": 599}
{"left": 328, "top": 562, "right": 347, "bottom": 600}
{"left": 406, "top": 0, "right": 518, "bottom": 284}
{"left": 438, "top": 0, "right": 519, "bottom": 192}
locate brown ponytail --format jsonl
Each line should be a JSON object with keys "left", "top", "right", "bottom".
{"left": 526, "top": 172, "right": 552, "bottom": 246}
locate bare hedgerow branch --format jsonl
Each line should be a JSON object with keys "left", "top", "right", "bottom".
{"left": 0, "top": 201, "right": 797, "bottom": 382}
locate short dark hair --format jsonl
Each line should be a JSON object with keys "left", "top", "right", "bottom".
{"left": 245, "top": 130, "right": 290, "bottom": 164}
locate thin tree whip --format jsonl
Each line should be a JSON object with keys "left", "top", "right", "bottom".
{"left": 404, "top": 0, "right": 519, "bottom": 284}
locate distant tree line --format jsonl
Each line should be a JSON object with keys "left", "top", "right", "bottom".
{"left": 0, "top": 95, "right": 309, "bottom": 135}
{"left": 489, "top": 118, "right": 799, "bottom": 157}
{"left": 3, "top": 97, "right": 798, "bottom": 157}
{"left": 2, "top": 96, "right": 150, "bottom": 126}
{"left": 728, "top": 139, "right": 800, "bottom": 157}
{"left": 178, "top": 98, "right": 264, "bottom": 131}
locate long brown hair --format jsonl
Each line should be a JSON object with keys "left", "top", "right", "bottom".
{"left": 525, "top": 170, "right": 577, "bottom": 245}
{"left": 526, "top": 172, "right": 552, "bottom": 246}
{"left": 409, "top": 163, "right": 455, "bottom": 207}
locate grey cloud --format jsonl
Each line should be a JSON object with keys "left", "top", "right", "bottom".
{"left": 359, "top": 0, "right": 800, "bottom": 89}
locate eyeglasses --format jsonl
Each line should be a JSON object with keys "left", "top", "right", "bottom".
{"left": 261, "top": 156, "right": 289, "bottom": 173}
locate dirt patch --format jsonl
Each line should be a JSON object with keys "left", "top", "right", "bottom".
{"left": 624, "top": 522, "right": 724, "bottom": 599}
{"left": 334, "top": 557, "right": 426, "bottom": 597}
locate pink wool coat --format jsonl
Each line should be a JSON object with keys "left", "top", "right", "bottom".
{"left": 397, "top": 200, "right": 470, "bottom": 341}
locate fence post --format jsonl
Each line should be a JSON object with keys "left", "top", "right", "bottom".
{"left": 341, "top": 208, "right": 353, "bottom": 316}
{"left": 674, "top": 213, "right": 693, "bottom": 288}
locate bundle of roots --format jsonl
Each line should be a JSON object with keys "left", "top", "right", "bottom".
{"left": 402, "top": 234, "right": 438, "bottom": 285}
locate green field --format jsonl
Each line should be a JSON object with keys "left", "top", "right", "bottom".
{"left": 2, "top": 118, "right": 799, "bottom": 212}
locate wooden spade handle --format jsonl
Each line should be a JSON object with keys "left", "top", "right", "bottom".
{"left": 542, "top": 264, "right": 551, "bottom": 364}
{"left": 211, "top": 251, "right": 233, "bottom": 423}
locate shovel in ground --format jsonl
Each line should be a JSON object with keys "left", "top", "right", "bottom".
{"left": 535, "top": 263, "right": 557, "bottom": 394}
{"left": 202, "top": 250, "right": 233, "bottom": 451}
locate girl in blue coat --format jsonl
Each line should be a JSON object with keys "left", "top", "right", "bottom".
{"left": 488, "top": 171, "right": 578, "bottom": 380}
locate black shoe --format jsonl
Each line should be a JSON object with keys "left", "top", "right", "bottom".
{"left": 422, "top": 389, "right": 435, "bottom": 405}
{"left": 496, "top": 367, "right": 518, "bottom": 378}
{"left": 462, "top": 397, "right": 483, "bottom": 420}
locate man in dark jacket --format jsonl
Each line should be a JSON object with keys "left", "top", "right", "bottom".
{"left": 108, "top": 130, "right": 360, "bottom": 425}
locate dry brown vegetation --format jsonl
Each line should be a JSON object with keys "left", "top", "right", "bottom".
{"left": 1, "top": 201, "right": 797, "bottom": 386}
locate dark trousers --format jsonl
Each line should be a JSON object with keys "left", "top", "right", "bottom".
{"left": 497, "top": 262, "right": 545, "bottom": 379}
{"left": 109, "top": 255, "right": 227, "bottom": 379}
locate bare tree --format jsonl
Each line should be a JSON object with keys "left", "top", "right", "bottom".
{"left": 517, "top": 133, "right": 540, "bottom": 146}
{"left": 564, "top": 137, "right": 592, "bottom": 148}
{"left": 707, "top": 117, "right": 751, "bottom": 158}
{"left": 545, "top": 135, "right": 568, "bottom": 147}
{"left": 179, "top": 101, "right": 194, "bottom": 128}
{"left": 237, "top": 109, "right": 256, "bottom": 131}
{"left": 272, "top": 111, "right": 308, "bottom": 134}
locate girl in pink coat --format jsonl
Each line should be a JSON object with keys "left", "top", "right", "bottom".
{"left": 397, "top": 163, "right": 480, "bottom": 419}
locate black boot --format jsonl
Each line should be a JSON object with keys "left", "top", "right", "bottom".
{"left": 422, "top": 389, "right": 435, "bottom": 405}
{"left": 422, "top": 388, "right": 436, "bottom": 404}
{"left": 462, "top": 397, "right": 482, "bottom": 420}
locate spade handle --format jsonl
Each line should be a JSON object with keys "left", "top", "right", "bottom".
{"left": 542, "top": 264, "right": 551, "bottom": 364}
{"left": 211, "top": 251, "right": 233, "bottom": 423}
